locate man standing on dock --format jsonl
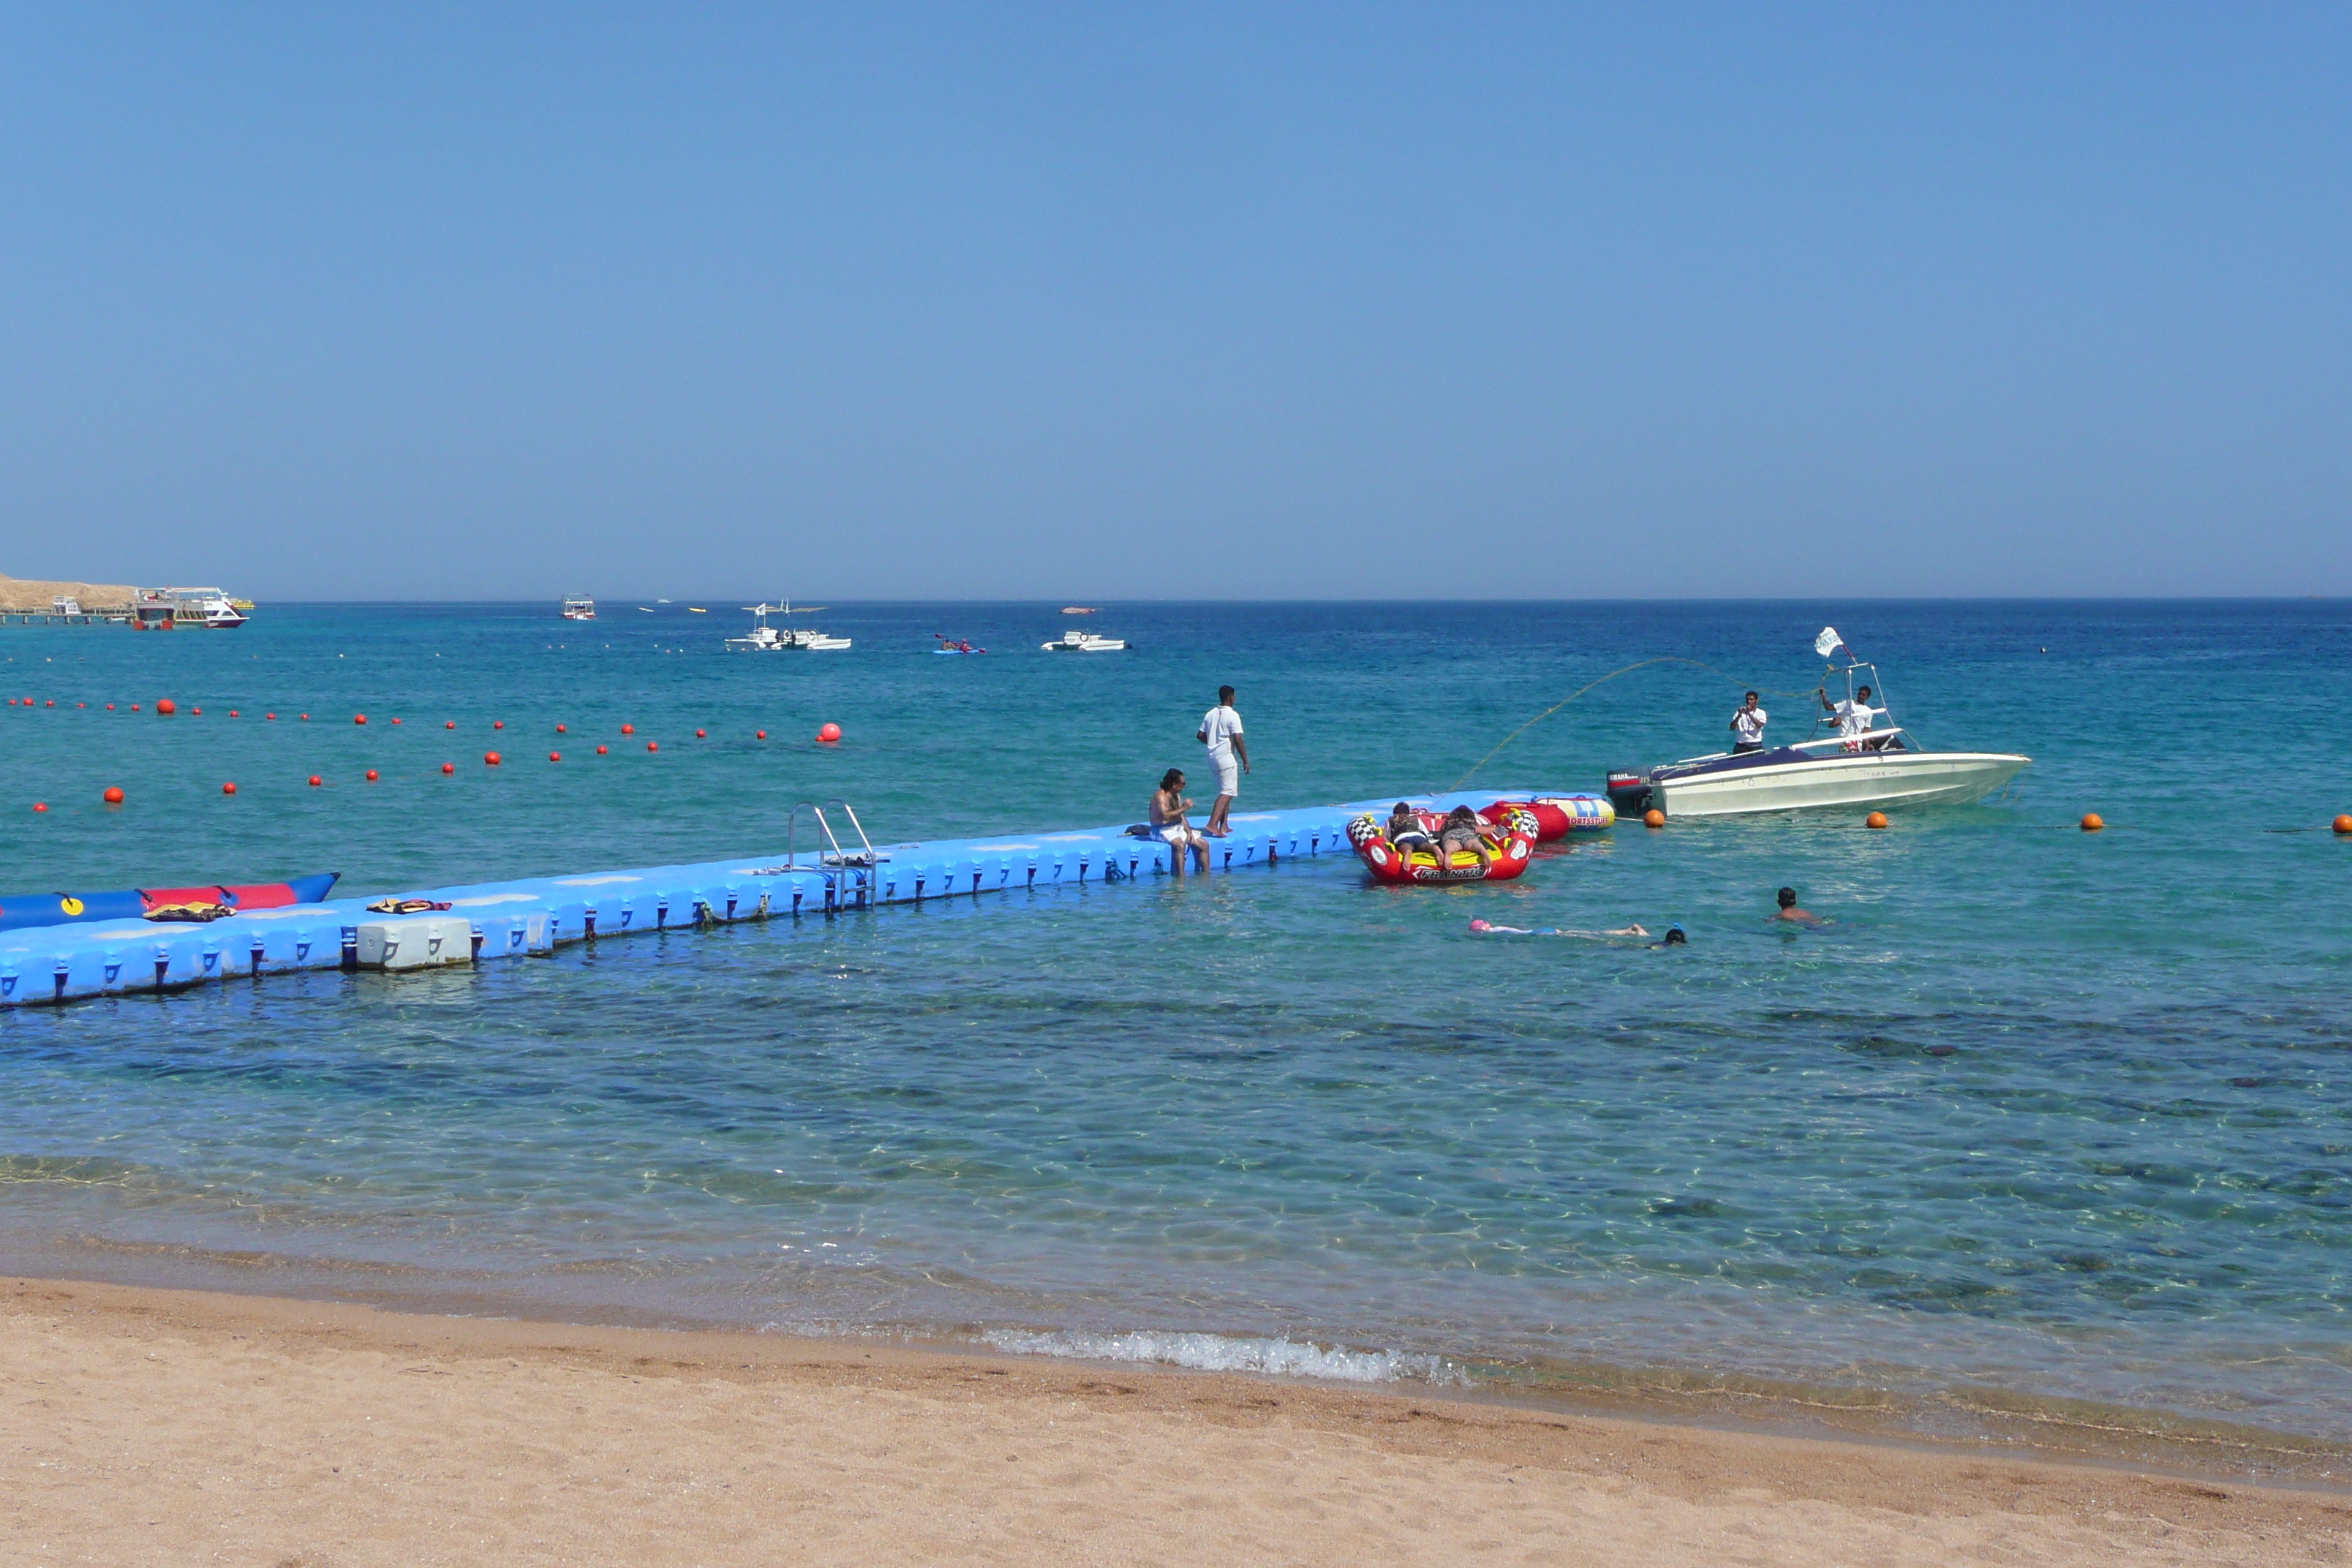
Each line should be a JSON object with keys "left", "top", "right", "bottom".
{"left": 1197, "top": 685, "right": 1248, "bottom": 837}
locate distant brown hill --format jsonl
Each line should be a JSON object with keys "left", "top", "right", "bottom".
{"left": 0, "top": 572, "right": 138, "bottom": 613}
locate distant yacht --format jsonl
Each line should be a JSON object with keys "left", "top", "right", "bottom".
{"left": 726, "top": 602, "right": 851, "bottom": 652}
{"left": 1041, "top": 628, "right": 1126, "bottom": 652}
{"left": 1060, "top": 606, "right": 1099, "bottom": 615}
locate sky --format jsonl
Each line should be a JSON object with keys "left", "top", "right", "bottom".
{"left": 0, "top": 4, "right": 2346, "bottom": 600}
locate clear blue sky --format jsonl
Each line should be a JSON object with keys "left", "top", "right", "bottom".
{"left": 1, "top": 4, "right": 2345, "bottom": 600}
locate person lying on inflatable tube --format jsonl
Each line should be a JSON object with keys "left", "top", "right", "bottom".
{"left": 1348, "top": 804, "right": 1537, "bottom": 885}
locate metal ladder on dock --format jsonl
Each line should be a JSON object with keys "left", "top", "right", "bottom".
{"left": 783, "top": 801, "right": 886, "bottom": 911}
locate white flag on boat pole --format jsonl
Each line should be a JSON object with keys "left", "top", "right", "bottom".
{"left": 1814, "top": 627, "right": 1843, "bottom": 658}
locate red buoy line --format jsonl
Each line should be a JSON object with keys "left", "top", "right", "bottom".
{"left": 13, "top": 700, "right": 847, "bottom": 811}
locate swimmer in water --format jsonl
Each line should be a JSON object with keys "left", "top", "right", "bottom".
{"left": 1773, "top": 886, "right": 1824, "bottom": 925}
{"left": 1471, "top": 919, "right": 1675, "bottom": 945}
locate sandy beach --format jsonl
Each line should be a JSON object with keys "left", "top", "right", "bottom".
{"left": 3, "top": 1278, "right": 2345, "bottom": 1566}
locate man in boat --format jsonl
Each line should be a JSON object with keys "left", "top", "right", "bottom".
{"left": 1817, "top": 683, "right": 1893, "bottom": 752}
{"left": 1729, "top": 691, "right": 1768, "bottom": 753}
{"left": 1196, "top": 685, "right": 1249, "bottom": 837}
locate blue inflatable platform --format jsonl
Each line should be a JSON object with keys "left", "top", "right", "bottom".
{"left": 0, "top": 789, "right": 1570, "bottom": 1009}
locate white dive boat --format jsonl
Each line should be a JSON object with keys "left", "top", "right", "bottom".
{"left": 1604, "top": 630, "right": 2029, "bottom": 821}
{"left": 134, "top": 587, "right": 248, "bottom": 630}
{"left": 1041, "top": 628, "right": 1126, "bottom": 652}
{"left": 726, "top": 602, "right": 851, "bottom": 652}
{"left": 562, "top": 594, "right": 596, "bottom": 621}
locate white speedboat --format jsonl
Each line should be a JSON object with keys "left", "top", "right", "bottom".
{"left": 1041, "top": 628, "right": 1126, "bottom": 652}
{"left": 561, "top": 593, "right": 595, "bottom": 621}
{"left": 1605, "top": 632, "right": 2028, "bottom": 821}
{"left": 726, "top": 603, "right": 851, "bottom": 652}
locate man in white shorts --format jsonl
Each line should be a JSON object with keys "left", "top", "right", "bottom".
{"left": 1196, "top": 684, "right": 1249, "bottom": 837}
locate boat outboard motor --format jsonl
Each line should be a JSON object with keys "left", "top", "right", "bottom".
{"left": 1605, "top": 770, "right": 1653, "bottom": 818}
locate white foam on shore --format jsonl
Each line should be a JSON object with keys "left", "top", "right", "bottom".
{"left": 980, "top": 1328, "right": 1462, "bottom": 1386}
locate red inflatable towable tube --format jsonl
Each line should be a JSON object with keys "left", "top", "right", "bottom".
{"left": 1349, "top": 807, "right": 1537, "bottom": 885}
{"left": 1479, "top": 794, "right": 1617, "bottom": 840}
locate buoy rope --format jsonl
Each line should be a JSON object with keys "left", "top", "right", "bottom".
{"left": 1444, "top": 657, "right": 1823, "bottom": 794}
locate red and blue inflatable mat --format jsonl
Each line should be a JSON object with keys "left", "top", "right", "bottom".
{"left": 0, "top": 872, "right": 339, "bottom": 933}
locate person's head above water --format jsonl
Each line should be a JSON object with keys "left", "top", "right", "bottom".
{"left": 1777, "top": 887, "right": 1798, "bottom": 909}
{"left": 1662, "top": 924, "right": 1687, "bottom": 946}
{"left": 1160, "top": 769, "right": 1186, "bottom": 792}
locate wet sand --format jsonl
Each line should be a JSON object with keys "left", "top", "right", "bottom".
{"left": 4, "top": 1276, "right": 2347, "bottom": 1566}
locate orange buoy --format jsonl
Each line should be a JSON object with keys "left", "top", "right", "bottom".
{"left": 191, "top": 707, "right": 201, "bottom": 716}
{"left": 441, "top": 762, "right": 455, "bottom": 774}
{"left": 106, "top": 703, "right": 115, "bottom": 710}
{"left": 45, "top": 699, "right": 54, "bottom": 707}
{"left": 555, "top": 723, "right": 566, "bottom": 734}
{"left": 229, "top": 710, "right": 239, "bottom": 717}
{"left": 156, "top": 699, "right": 176, "bottom": 715}
{"left": 391, "top": 717, "right": 401, "bottom": 725}
{"left": 549, "top": 751, "right": 561, "bottom": 762}
{"left": 222, "top": 782, "right": 236, "bottom": 795}
{"left": 2081, "top": 813, "right": 2105, "bottom": 832}
{"left": 756, "top": 729, "right": 766, "bottom": 740}
{"left": 354, "top": 714, "right": 367, "bottom": 725}
{"left": 33, "top": 802, "right": 47, "bottom": 812}
{"left": 104, "top": 785, "right": 124, "bottom": 804}
{"left": 445, "top": 720, "right": 456, "bottom": 729}
{"left": 130, "top": 703, "right": 141, "bottom": 712}
{"left": 2334, "top": 814, "right": 2352, "bottom": 835}
{"left": 266, "top": 712, "right": 276, "bottom": 720}
{"left": 695, "top": 728, "right": 706, "bottom": 739}
{"left": 621, "top": 723, "right": 635, "bottom": 735}
{"left": 365, "top": 769, "right": 380, "bottom": 782}
{"left": 1865, "top": 811, "right": 1888, "bottom": 829}
{"left": 301, "top": 713, "right": 310, "bottom": 720}
{"left": 818, "top": 722, "right": 842, "bottom": 743}
{"left": 596, "top": 744, "right": 608, "bottom": 754}
{"left": 308, "top": 775, "right": 323, "bottom": 788}
{"left": 1643, "top": 808, "right": 1665, "bottom": 829}
{"left": 485, "top": 751, "right": 502, "bottom": 766}
{"left": 493, "top": 720, "right": 504, "bottom": 730}
{"left": 647, "top": 740, "right": 658, "bottom": 752}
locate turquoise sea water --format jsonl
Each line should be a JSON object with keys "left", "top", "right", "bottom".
{"left": 3, "top": 600, "right": 2349, "bottom": 1451}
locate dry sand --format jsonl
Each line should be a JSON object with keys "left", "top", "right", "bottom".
{"left": 4, "top": 1277, "right": 2347, "bottom": 1566}
{"left": 0, "top": 573, "right": 137, "bottom": 613}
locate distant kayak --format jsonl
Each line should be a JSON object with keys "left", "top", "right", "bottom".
{"left": 0, "top": 872, "right": 340, "bottom": 934}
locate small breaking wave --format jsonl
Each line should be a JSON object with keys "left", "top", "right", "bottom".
{"left": 979, "top": 1327, "right": 1463, "bottom": 1386}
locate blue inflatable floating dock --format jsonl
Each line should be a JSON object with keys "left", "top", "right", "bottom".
{"left": 0, "top": 789, "right": 1564, "bottom": 1009}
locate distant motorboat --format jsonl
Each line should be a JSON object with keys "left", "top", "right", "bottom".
{"left": 561, "top": 594, "right": 596, "bottom": 621}
{"left": 1041, "top": 629, "right": 1126, "bottom": 652}
{"left": 728, "top": 603, "right": 851, "bottom": 652}
{"left": 1060, "top": 606, "right": 1099, "bottom": 615}
{"left": 135, "top": 587, "right": 248, "bottom": 630}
